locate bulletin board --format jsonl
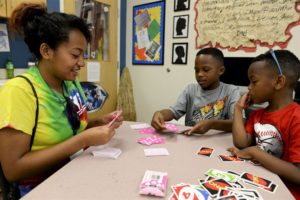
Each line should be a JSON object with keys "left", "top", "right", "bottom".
{"left": 194, "top": 0, "right": 300, "bottom": 52}
{"left": 132, "top": 1, "right": 165, "bottom": 65}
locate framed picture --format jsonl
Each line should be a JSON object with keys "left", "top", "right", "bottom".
{"left": 173, "top": 15, "right": 189, "bottom": 38}
{"left": 174, "top": 0, "right": 190, "bottom": 12}
{"left": 172, "top": 43, "right": 188, "bottom": 64}
{"left": 132, "top": 1, "right": 165, "bottom": 65}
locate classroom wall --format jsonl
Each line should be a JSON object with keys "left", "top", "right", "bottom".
{"left": 126, "top": 0, "right": 300, "bottom": 124}
{"left": 0, "top": 0, "right": 59, "bottom": 69}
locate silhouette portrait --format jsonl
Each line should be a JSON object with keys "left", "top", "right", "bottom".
{"left": 173, "top": 15, "right": 189, "bottom": 38}
{"left": 172, "top": 43, "right": 188, "bottom": 64}
{"left": 174, "top": 0, "right": 190, "bottom": 11}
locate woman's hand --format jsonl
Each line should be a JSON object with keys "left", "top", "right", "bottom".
{"left": 82, "top": 124, "right": 118, "bottom": 147}
{"left": 100, "top": 110, "right": 124, "bottom": 128}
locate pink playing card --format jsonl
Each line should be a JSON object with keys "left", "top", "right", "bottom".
{"left": 138, "top": 124, "right": 179, "bottom": 134}
{"left": 139, "top": 127, "right": 157, "bottom": 134}
{"left": 138, "top": 135, "right": 165, "bottom": 145}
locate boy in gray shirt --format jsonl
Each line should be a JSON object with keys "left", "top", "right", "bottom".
{"left": 151, "top": 48, "right": 241, "bottom": 135}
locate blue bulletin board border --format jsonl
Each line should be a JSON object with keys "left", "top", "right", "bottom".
{"left": 132, "top": 1, "right": 165, "bottom": 65}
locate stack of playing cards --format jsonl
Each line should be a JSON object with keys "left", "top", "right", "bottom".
{"left": 92, "top": 147, "right": 122, "bottom": 159}
{"left": 168, "top": 168, "right": 277, "bottom": 199}
{"left": 138, "top": 135, "right": 165, "bottom": 146}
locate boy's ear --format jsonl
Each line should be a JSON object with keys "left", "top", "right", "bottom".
{"left": 40, "top": 43, "right": 53, "bottom": 59}
{"left": 274, "top": 75, "right": 286, "bottom": 90}
{"left": 218, "top": 65, "right": 225, "bottom": 75}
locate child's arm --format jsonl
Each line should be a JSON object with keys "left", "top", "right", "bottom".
{"left": 228, "top": 146, "right": 300, "bottom": 184}
{"left": 232, "top": 94, "right": 253, "bottom": 148}
{"left": 184, "top": 119, "right": 232, "bottom": 135}
{"left": 151, "top": 109, "right": 175, "bottom": 130}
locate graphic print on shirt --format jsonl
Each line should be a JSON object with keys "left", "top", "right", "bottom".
{"left": 254, "top": 123, "right": 283, "bottom": 158}
{"left": 189, "top": 96, "right": 228, "bottom": 125}
{"left": 68, "top": 88, "right": 87, "bottom": 119}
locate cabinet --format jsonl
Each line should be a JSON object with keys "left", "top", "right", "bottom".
{"left": 64, "top": 0, "right": 118, "bottom": 116}
{"left": 1, "top": 0, "right": 45, "bottom": 18}
{"left": 0, "top": 0, "right": 6, "bottom": 17}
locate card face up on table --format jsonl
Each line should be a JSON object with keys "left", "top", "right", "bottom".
{"left": 144, "top": 148, "right": 169, "bottom": 156}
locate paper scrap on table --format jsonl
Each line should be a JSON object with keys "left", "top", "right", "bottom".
{"left": 92, "top": 147, "right": 122, "bottom": 159}
{"left": 130, "top": 123, "right": 151, "bottom": 130}
{"left": 144, "top": 148, "right": 169, "bottom": 156}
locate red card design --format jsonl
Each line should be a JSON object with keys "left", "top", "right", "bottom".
{"left": 197, "top": 147, "right": 214, "bottom": 157}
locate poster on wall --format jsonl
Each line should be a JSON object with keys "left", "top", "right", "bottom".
{"left": 172, "top": 43, "right": 188, "bottom": 64}
{"left": 173, "top": 15, "right": 189, "bottom": 38}
{"left": 174, "top": 0, "right": 190, "bottom": 12}
{"left": 0, "top": 24, "right": 10, "bottom": 52}
{"left": 194, "top": 0, "right": 300, "bottom": 51}
{"left": 132, "top": 1, "right": 165, "bottom": 65}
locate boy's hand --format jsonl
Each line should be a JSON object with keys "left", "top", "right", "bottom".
{"left": 184, "top": 120, "right": 212, "bottom": 136}
{"left": 227, "top": 146, "right": 258, "bottom": 160}
{"left": 236, "top": 93, "right": 252, "bottom": 110}
{"left": 151, "top": 111, "right": 166, "bottom": 131}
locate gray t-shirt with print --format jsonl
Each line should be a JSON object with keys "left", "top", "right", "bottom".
{"left": 169, "top": 82, "right": 241, "bottom": 126}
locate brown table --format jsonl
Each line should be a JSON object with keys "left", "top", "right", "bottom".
{"left": 21, "top": 121, "right": 294, "bottom": 200}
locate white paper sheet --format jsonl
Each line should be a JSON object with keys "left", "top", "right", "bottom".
{"left": 87, "top": 61, "right": 100, "bottom": 82}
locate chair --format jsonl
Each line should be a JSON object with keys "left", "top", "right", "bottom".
{"left": 0, "top": 165, "right": 20, "bottom": 200}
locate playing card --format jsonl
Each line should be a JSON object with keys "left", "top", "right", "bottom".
{"left": 206, "top": 169, "right": 239, "bottom": 183}
{"left": 219, "top": 155, "right": 244, "bottom": 161}
{"left": 139, "top": 127, "right": 157, "bottom": 134}
{"left": 215, "top": 195, "right": 239, "bottom": 200}
{"left": 240, "top": 172, "right": 272, "bottom": 188}
{"left": 130, "top": 123, "right": 151, "bottom": 129}
{"left": 138, "top": 135, "right": 165, "bottom": 146}
{"left": 172, "top": 184, "right": 200, "bottom": 200}
{"left": 217, "top": 188, "right": 232, "bottom": 198}
{"left": 231, "top": 188, "right": 262, "bottom": 199}
{"left": 197, "top": 147, "right": 214, "bottom": 157}
{"left": 168, "top": 193, "right": 178, "bottom": 200}
{"left": 247, "top": 159, "right": 261, "bottom": 166}
{"left": 201, "top": 179, "right": 233, "bottom": 197}
{"left": 108, "top": 110, "right": 122, "bottom": 127}
{"left": 144, "top": 148, "right": 170, "bottom": 156}
{"left": 227, "top": 171, "right": 240, "bottom": 177}
{"left": 263, "top": 182, "right": 278, "bottom": 193}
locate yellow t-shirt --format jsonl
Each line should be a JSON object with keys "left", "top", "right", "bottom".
{"left": 0, "top": 66, "right": 88, "bottom": 151}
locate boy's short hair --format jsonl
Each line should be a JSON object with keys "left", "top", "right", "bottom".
{"left": 196, "top": 47, "right": 224, "bottom": 66}
{"left": 252, "top": 50, "right": 300, "bottom": 89}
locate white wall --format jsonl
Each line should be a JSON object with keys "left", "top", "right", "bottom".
{"left": 126, "top": 0, "right": 300, "bottom": 123}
